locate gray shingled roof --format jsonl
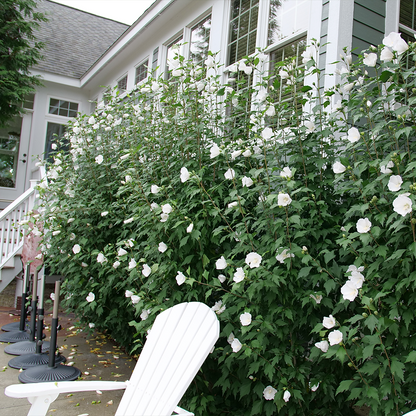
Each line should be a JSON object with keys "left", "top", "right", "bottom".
{"left": 33, "top": 0, "right": 129, "bottom": 79}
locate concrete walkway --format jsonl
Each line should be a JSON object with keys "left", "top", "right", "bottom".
{"left": 0, "top": 307, "right": 135, "bottom": 416}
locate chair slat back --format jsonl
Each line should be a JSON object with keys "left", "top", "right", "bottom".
{"left": 115, "top": 302, "right": 219, "bottom": 416}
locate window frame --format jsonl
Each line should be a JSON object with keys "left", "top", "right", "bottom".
{"left": 135, "top": 58, "right": 149, "bottom": 85}
{"left": 47, "top": 96, "right": 81, "bottom": 119}
{"left": 117, "top": 74, "right": 128, "bottom": 94}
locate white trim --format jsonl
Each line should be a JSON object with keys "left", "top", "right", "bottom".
{"left": 31, "top": 70, "right": 81, "bottom": 88}
{"left": 257, "top": 0, "right": 270, "bottom": 50}
{"left": 386, "top": 0, "right": 400, "bottom": 35}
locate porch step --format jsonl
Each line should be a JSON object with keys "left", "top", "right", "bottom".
{"left": 0, "top": 255, "right": 23, "bottom": 294}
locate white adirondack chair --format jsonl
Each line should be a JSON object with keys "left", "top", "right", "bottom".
{"left": 5, "top": 302, "right": 220, "bottom": 416}
{"left": 403, "top": 410, "right": 416, "bottom": 415}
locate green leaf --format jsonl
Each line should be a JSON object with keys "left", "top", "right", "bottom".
{"left": 364, "top": 315, "right": 378, "bottom": 333}
{"left": 390, "top": 359, "right": 405, "bottom": 382}
{"left": 336, "top": 379, "right": 354, "bottom": 395}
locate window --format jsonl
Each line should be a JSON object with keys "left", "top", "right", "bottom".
{"left": 152, "top": 47, "right": 159, "bottom": 72}
{"left": 190, "top": 15, "right": 212, "bottom": 67}
{"left": 117, "top": 75, "right": 128, "bottom": 93}
{"left": 166, "top": 36, "right": 183, "bottom": 79}
{"left": 44, "top": 122, "right": 68, "bottom": 162}
{"left": 268, "top": 0, "right": 311, "bottom": 46}
{"left": 135, "top": 61, "right": 148, "bottom": 84}
{"left": 399, "top": 0, "right": 415, "bottom": 67}
{"left": 268, "top": 36, "right": 307, "bottom": 108}
{"left": 228, "top": 0, "right": 259, "bottom": 65}
{"left": 22, "top": 93, "right": 35, "bottom": 110}
{"left": 49, "top": 98, "right": 78, "bottom": 117}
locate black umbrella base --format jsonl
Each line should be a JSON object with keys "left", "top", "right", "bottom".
{"left": 0, "top": 330, "right": 30, "bottom": 343}
{"left": 8, "top": 353, "right": 66, "bottom": 370}
{"left": 19, "top": 364, "right": 81, "bottom": 383}
{"left": 4, "top": 340, "right": 50, "bottom": 356}
{"left": 1, "top": 321, "right": 31, "bottom": 332}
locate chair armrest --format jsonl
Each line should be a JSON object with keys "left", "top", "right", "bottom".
{"left": 173, "top": 405, "right": 194, "bottom": 415}
{"left": 5, "top": 380, "right": 128, "bottom": 399}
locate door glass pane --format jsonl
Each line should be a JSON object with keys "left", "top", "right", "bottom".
{"left": 0, "top": 117, "right": 22, "bottom": 188}
{"left": 45, "top": 122, "right": 68, "bottom": 163}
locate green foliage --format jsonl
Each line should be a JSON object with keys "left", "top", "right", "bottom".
{"left": 0, "top": 0, "right": 47, "bottom": 127}
{"left": 33, "top": 36, "right": 416, "bottom": 415}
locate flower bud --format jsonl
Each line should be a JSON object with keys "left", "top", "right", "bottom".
{"left": 362, "top": 312, "right": 368, "bottom": 318}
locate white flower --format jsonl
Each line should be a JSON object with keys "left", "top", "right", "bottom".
{"left": 233, "top": 267, "right": 245, "bottom": 283}
{"left": 161, "top": 204, "right": 173, "bottom": 214}
{"left": 224, "top": 168, "right": 235, "bottom": 180}
{"left": 332, "top": 161, "right": 346, "bottom": 174}
{"left": 150, "top": 202, "right": 159, "bottom": 211}
{"left": 383, "top": 32, "right": 408, "bottom": 54}
{"left": 186, "top": 223, "right": 194, "bottom": 233}
{"left": 125, "top": 175, "right": 132, "bottom": 183}
{"left": 72, "top": 244, "right": 81, "bottom": 254}
{"left": 328, "top": 329, "right": 343, "bottom": 346}
{"left": 242, "top": 176, "right": 254, "bottom": 187}
{"left": 231, "top": 150, "right": 242, "bottom": 160}
{"left": 347, "top": 127, "right": 360, "bottom": 143}
{"left": 158, "top": 242, "right": 167, "bottom": 253}
{"left": 243, "top": 149, "right": 252, "bottom": 157}
{"left": 216, "top": 256, "right": 227, "bottom": 270}
{"left": 86, "top": 292, "right": 95, "bottom": 302}
{"left": 322, "top": 314, "right": 336, "bottom": 329}
{"left": 176, "top": 271, "right": 186, "bottom": 285}
{"left": 129, "top": 258, "right": 137, "bottom": 269}
{"left": 347, "top": 265, "right": 364, "bottom": 273}
{"left": 228, "top": 201, "right": 238, "bottom": 208}
{"left": 310, "top": 294, "right": 322, "bottom": 304}
{"left": 210, "top": 144, "right": 220, "bottom": 158}
{"left": 276, "top": 249, "right": 294, "bottom": 263}
{"left": 278, "top": 193, "right": 292, "bottom": 207}
{"left": 88, "top": 323, "right": 95, "bottom": 329}
{"left": 231, "top": 338, "right": 242, "bottom": 352}
{"left": 81, "top": 262, "right": 88, "bottom": 267}
{"left": 131, "top": 295, "right": 140, "bottom": 304}
{"left": 301, "top": 47, "right": 314, "bottom": 63}
{"left": 388, "top": 175, "right": 403, "bottom": 192}
{"left": 240, "top": 312, "right": 252, "bottom": 326}
{"left": 349, "top": 271, "right": 365, "bottom": 289}
{"left": 140, "top": 309, "right": 150, "bottom": 320}
{"left": 341, "top": 281, "right": 359, "bottom": 301}
{"left": 160, "top": 213, "right": 169, "bottom": 222}
{"left": 265, "top": 105, "right": 275, "bottom": 117}
{"left": 304, "top": 121, "right": 315, "bottom": 133}
{"left": 263, "top": 386, "right": 277, "bottom": 400}
{"left": 381, "top": 161, "right": 394, "bottom": 174}
{"left": 204, "top": 55, "right": 215, "bottom": 68}
{"left": 363, "top": 52, "right": 377, "bottom": 67}
{"left": 380, "top": 47, "right": 394, "bottom": 62}
{"left": 315, "top": 340, "right": 329, "bottom": 352}
{"left": 95, "top": 155, "right": 104, "bottom": 164}
{"left": 393, "top": 193, "right": 412, "bottom": 217}
{"left": 97, "top": 253, "right": 107, "bottom": 263}
{"left": 124, "top": 217, "right": 134, "bottom": 224}
{"left": 310, "top": 382, "right": 320, "bottom": 392}
{"left": 101, "top": 211, "right": 109, "bottom": 216}
{"left": 256, "top": 88, "right": 268, "bottom": 102}
{"left": 52, "top": 230, "right": 61, "bottom": 236}
{"left": 280, "top": 167, "right": 293, "bottom": 179}
{"left": 142, "top": 264, "right": 151, "bottom": 277}
{"left": 113, "top": 261, "right": 120, "bottom": 269}
{"left": 356, "top": 218, "right": 372, "bottom": 233}
{"left": 262, "top": 127, "right": 274, "bottom": 140}
{"left": 125, "top": 290, "right": 133, "bottom": 298}
{"left": 211, "top": 300, "right": 226, "bottom": 315}
{"left": 218, "top": 274, "right": 226, "bottom": 283}
{"left": 50, "top": 293, "right": 55, "bottom": 301}
{"left": 120, "top": 153, "right": 130, "bottom": 161}
{"left": 283, "top": 391, "right": 291, "bottom": 402}
{"left": 180, "top": 167, "right": 190, "bottom": 183}
{"left": 151, "top": 185, "right": 160, "bottom": 194}
{"left": 245, "top": 252, "right": 262, "bottom": 268}
{"left": 118, "top": 248, "right": 127, "bottom": 256}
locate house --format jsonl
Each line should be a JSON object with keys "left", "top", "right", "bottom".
{"left": 0, "top": 0, "right": 414, "bottom": 294}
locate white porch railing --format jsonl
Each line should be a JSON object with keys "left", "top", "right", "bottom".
{"left": 0, "top": 167, "right": 46, "bottom": 271}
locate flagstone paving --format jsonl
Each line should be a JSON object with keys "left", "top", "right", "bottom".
{"left": 0, "top": 307, "right": 135, "bottom": 416}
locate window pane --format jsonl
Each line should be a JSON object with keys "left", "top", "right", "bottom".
{"left": 190, "top": 15, "right": 212, "bottom": 67}
{"left": 152, "top": 47, "right": 159, "bottom": 71}
{"left": 49, "top": 98, "right": 78, "bottom": 117}
{"left": 0, "top": 119, "right": 21, "bottom": 188}
{"left": 59, "top": 101, "right": 69, "bottom": 109}
{"left": 228, "top": 0, "right": 259, "bottom": 65}
{"left": 135, "top": 61, "right": 148, "bottom": 84}
{"left": 44, "top": 122, "right": 68, "bottom": 163}
{"left": 268, "top": 0, "right": 311, "bottom": 46}
{"left": 70, "top": 102, "right": 78, "bottom": 111}
{"left": 400, "top": 0, "right": 415, "bottom": 30}
{"left": 58, "top": 108, "right": 68, "bottom": 117}
{"left": 166, "top": 36, "right": 183, "bottom": 79}
{"left": 118, "top": 75, "right": 128, "bottom": 92}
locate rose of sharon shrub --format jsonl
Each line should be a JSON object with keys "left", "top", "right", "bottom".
{"left": 35, "top": 37, "right": 416, "bottom": 415}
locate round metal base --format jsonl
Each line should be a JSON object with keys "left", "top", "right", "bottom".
{"left": 4, "top": 340, "right": 50, "bottom": 356}
{"left": 19, "top": 364, "right": 81, "bottom": 383}
{"left": 8, "top": 353, "right": 66, "bottom": 370}
{"left": 0, "top": 330, "right": 30, "bottom": 343}
{"left": 1, "top": 321, "right": 30, "bottom": 332}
